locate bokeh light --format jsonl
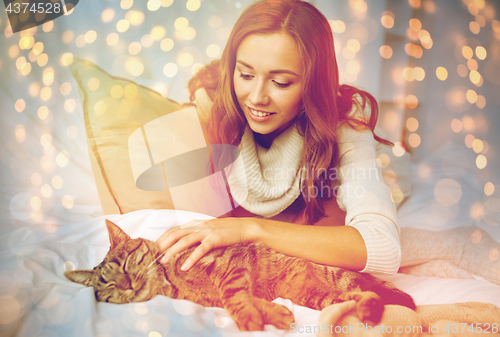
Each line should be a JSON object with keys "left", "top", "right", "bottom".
{"left": 476, "top": 154, "right": 487, "bottom": 169}
{"left": 469, "top": 70, "right": 482, "bottom": 85}
{"left": 41, "top": 184, "right": 53, "bottom": 198}
{"left": 62, "top": 30, "right": 74, "bottom": 43}
{"left": 406, "top": 117, "right": 419, "bottom": 132}
{"left": 451, "top": 119, "right": 463, "bottom": 133}
{"left": 94, "top": 100, "right": 108, "bottom": 116}
{"left": 476, "top": 95, "right": 486, "bottom": 109}
{"left": 129, "top": 42, "right": 142, "bottom": 55}
{"left": 405, "top": 95, "right": 418, "bottom": 108}
{"left": 14, "top": 99, "right": 25, "bottom": 112}
{"left": 161, "top": 38, "right": 174, "bottom": 51}
{"left": 15, "top": 125, "right": 26, "bottom": 143}
{"left": 405, "top": 43, "right": 423, "bottom": 58}
{"left": 151, "top": 26, "right": 166, "bottom": 40}
{"left": 330, "top": 20, "right": 346, "bottom": 33}
{"left": 484, "top": 182, "right": 495, "bottom": 196}
{"left": 381, "top": 11, "right": 394, "bottom": 29}
{"left": 175, "top": 17, "right": 189, "bottom": 30}
{"left": 87, "top": 78, "right": 100, "bottom": 91}
{"left": 62, "top": 195, "right": 74, "bottom": 209}
{"left": 38, "top": 106, "right": 49, "bottom": 120}
{"left": 121, "top": 0, "right": 133, "bottom": 10}
{"left": 56, "top": 151, "right": 70, "bottom": 168}
{"left": 40, "top": 87, "right": 52, "bottom": 101}
{"left": 177, "top": 53, "right": 194, "bottom": 67}
{"left": 148, "top": 0, "right": 161, "bottom": 11}
{"left": 31, "top": 173, "right": 42, "bottom": 186}
{"left": 102, "top": 8, "right": 115, "bottom": 23}
{"left": 206, "top": 44, "right": 221, "bottom": 58}
{"left": 380, "top": 45, "right": 393, "bottom": 59}
{"left": 117, "top": 19, "right": 130, "bottom": 32}
{"left": 470, "top": 21, "right": 480, "bottom": 34}
{"left": 163, "top": 63, "right": 178, "bottom": 77}
{"left": 457, "top": 64, "right": 468, "bottom": 77}
{"left": 476, "top": 46, "right": 487, "bottom": 60}
{"left": 52, "top": 175, "right": 64, "bottom": 189}
{"left": 141, "top": 35, "right": 154, "bottom": 47}
{"left": 126, "top": 10, "right": 145, "bottom": 26}
{"left": 9, "top": 45, "right": 20, "bottom": 58}
{"left": 434, "top": 178, "right": 462, "bottom": 206}
{"left": 408, "top": 133, "right": 421, "bottom": 147}
{"left": 466, "top": 89, "right": 478, "bottom": 104}
{"left": 60, "top": 82, "right": 72, "bottom": 96}
{"left": 467, "top": 58, "right": 478, "bottom": 71}
{"left": 409, "top": 18, "right": 422, "bottom": 31}
{"left": 107, "top": 33, "right": 119, "bottom": 46}
{"left": 392, "top": 142, "right": 406, "bottom": 157}
{"left": 186, "top": 0, "right": 201, "bottom": 11}
{"left": 209, "top": 15, "right": 222, "bottom": 29}
{"left": 436, "top": 67, "right": 448, "bottom": 81}
{"left": 472, "top": 139, "right": 484, "bottom": 153}
{"left": 462, "top": 46, "right": 473, "bottom": 59}
{"left": 85, "top": 30, "right": 97, "bottom": 44}
{"left": 349, "top": 0, "right": 367, "bottom": 12}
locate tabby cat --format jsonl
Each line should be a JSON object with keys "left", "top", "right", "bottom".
{"left": 65, "top": 220, "right": 415, "bottom": 331}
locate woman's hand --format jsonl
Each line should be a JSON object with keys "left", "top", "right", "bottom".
{"left": 156, "top": 217, "right": 257, "bottom": 271}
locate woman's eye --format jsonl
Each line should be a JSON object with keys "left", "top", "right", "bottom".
{"left": 239, "top": 72, "right": 253, "bottom": 80}
{"left": 273, "top": 81, "right": 291, "bottom": 88}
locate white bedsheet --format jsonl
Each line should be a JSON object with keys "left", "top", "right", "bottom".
{"left": 1, "top": 209, "right": 499, "bottom": 337}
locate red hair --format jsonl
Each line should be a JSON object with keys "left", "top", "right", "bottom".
{"left": 188, "top": 0, "right": 391, "bottom": 224}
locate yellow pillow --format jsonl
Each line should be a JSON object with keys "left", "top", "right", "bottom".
{"left": 69, "top": 58, "right": 187, "bottom": 214}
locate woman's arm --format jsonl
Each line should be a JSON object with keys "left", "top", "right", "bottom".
{"left": 156, "top": 215, "right": 367, "bottom": 271}
{"left": 249, "top": 217, "right": 368, "bottom": 270}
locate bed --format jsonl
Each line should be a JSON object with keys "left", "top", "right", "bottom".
{"left": 1, "top": 0, "right": 500, "bottom": 336}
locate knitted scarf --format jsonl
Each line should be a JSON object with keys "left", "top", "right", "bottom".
{"left": 227, "top": 125, "right": 305, "bottom": 218}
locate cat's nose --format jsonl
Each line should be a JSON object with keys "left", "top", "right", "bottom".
{"left": 117, "top": 275, "right": 131, "bottom": 290}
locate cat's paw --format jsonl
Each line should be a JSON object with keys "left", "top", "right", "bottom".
{"left": 229, "top": 302, "right": 265, "bottom": 331}
{"left": 353, "top": 291, "right": 384, "bottom": 323}
{"left": 226, "top": 298, "right": 295, "bottom": 331}
{"left": 255, "top": 299, "right": 295, "bottom": 330}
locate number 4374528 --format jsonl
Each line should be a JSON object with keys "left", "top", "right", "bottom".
{"left": 5, "top": 2, "right": 62, "bottom": 14}
{"left": 443, "top": 323, "right": 498, "bottom": 334}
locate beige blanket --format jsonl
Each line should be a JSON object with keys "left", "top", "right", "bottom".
{"left": 317, "top": 301, "right": 500, "bottom": 336}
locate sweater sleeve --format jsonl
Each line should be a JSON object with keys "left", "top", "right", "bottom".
{"left": 335, "top": 122, "right": 401, "bottom": 275}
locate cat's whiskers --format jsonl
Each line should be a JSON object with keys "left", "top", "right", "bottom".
{"left": 146, "top": 263, "right": 162, "bottom": 275}
{"left": 146, "top": 251, "right": 166, "bottom": 270}
{"left": 146, "top": 263, "right": 171, "bottom": 286}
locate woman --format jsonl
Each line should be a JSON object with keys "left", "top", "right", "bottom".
{"left": 156, "top": 0, "right": 401, "bottom": 275}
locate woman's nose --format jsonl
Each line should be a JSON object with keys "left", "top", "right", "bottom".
{"left": 249, "top": 81, "right": 269, "bottom": 105}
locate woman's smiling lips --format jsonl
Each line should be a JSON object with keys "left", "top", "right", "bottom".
{"left": 247, "top": 106, "right": 276, "bottom": 122}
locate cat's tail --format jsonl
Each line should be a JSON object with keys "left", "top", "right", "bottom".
{"left": 371, "top": 284, "right": 416, "bottom": 310}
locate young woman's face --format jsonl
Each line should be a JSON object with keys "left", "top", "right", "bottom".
{"left": 233, "top": 33, "right": 304, "bottom": 139}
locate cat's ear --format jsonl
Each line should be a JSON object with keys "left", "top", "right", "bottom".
{"left": 64, "top": 270, "right": 94, "bottom": 287}
{"left": 105, "top": 220, "right": 131, "bottom": 249}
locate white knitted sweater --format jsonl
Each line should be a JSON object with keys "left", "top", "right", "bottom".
{"left": 335, "top": 122, "right": 401, "bottom": 274}
{"left": 195, "top": 89, "right": 401, "bottom": 275}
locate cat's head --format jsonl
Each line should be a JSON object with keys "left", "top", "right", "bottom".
{"left": 65, "top": 220, "right": 166, "bottom": 304}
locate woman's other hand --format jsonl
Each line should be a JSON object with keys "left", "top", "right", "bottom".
{"left": 156, "top": 217, "right": 257, "bottom": 271}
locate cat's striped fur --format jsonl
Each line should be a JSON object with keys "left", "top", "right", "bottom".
{"left": 65, "top": 220, "right": 415, "bottom": 331}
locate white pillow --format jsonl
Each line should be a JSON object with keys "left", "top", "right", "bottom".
{"left": 397, "top": 141, "right": 483, "bottom": 231}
